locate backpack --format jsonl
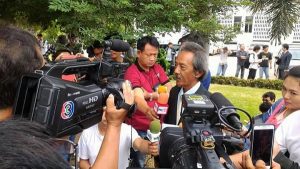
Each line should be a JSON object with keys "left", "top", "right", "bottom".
{"left": 244, "top": 53, "right": 254, "bottom": 69}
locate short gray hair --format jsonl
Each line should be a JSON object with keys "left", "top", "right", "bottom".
{"left": 179, "top": 42, "right": 208, "bottom": 80}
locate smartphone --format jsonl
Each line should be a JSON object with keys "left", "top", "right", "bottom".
{"left": 250, "top": 124, "right": 275, "bottom": 168}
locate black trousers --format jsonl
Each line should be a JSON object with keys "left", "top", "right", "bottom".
{"left": 248, "top": 68, "right": 257, "bottom": 79}
{"left": 278, "top": 69, "right": 285, "bottom": 80}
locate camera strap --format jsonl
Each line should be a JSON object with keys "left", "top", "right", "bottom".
{"left": 215, "top": 144, "right": 235, "bottom": 169}
{"left": 128, "top": 118, "right": 134, "bottom": 166}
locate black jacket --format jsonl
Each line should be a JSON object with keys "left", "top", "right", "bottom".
{"left": 164, "top": 85, "right": 211, "bottom": 125}
{"left": 278, "top": 51, "right": 292, "bottom": 70}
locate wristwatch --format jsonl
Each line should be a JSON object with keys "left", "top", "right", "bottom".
{"left": 120, "top": 102, "right": 136, "bottom": 117}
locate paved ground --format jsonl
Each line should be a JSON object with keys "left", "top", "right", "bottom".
{"left": 208, "top": 55, "right": 277, "bottom": 80}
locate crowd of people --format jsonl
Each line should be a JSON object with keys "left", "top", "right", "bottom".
{"left": 1, "top": 25, "right": 300, "bottom": 169}
{"left": 216, "top": 43, "right": 292, "bottom": 80}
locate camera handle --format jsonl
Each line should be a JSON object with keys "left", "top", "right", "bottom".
{"left": 182, "top": 116, "right": 236, "bottom": 169}
{"left": 196, "top": 130, "right": 235, "bottom": 169}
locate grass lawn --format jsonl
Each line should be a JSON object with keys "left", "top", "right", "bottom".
{"left": 210, "top": 84, "right": 281, "bottom": 123}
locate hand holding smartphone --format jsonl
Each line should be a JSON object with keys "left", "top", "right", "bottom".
{"left": 250, "top": 124, "right": 275, "bottom": 169}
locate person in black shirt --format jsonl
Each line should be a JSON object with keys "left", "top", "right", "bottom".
{"left": 258, "top": 45, "right": 272, "bottom": 79}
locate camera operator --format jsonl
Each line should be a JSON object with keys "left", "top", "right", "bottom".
{"left": 0, "top": 25, "right": 45, "bottom": 121}
{"left": 164, "top": 41, "right": 210, "bottom": 125}
{"left": 87, "top": 40, "right": 104, "bottom": 61}
{"left": 0, "top": 81, "right": 134, "bottom": 169}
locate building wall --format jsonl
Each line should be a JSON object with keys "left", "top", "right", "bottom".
{"left": 217, "top": 7, "right": 300, "bottom": 53}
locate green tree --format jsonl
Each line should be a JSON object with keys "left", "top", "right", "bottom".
{"left": 251, "top": 0, "right": 300, "bottom": 44}
{"left": 0, "top": 0, "right": 250, "bottom": 44}
{"left": 0, "top": 0, "right": 59, "bottom": 29}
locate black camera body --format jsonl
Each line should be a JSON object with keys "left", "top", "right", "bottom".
{"left": 13, "top": 60, "right": 127, "bottom": 137}
{"left": 159, "top": 94, "right": 245, "bottom": 169}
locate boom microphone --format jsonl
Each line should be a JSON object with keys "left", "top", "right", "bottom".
{"left": 210, "top": 92, "right": 242, "bottom": 130}
{"left": 103, "top": 39, "right": 130, "bottom": 52}
{"left": 147, "top": 120, "right": 161, "bottom": 142}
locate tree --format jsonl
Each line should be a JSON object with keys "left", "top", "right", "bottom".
{"left": 47, "top": 0, "right": 250, "bottom": 42}
{"left": 251, "top": 0, "right": 300, "bottom": 44}
{"left": 0, "top": 0, "right": 249, "bottom": 45}
{"left": 0, "top": 0, "right": 60, "bottom": 29}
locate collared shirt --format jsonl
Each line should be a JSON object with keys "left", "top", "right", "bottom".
{"left": 176, "top": 82, "right": 201, "bottom": 124}
{"left": 124, "top": 61, "right": 169, "bottom": 131}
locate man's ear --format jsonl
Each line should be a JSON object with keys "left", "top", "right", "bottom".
{"left": 137, "top": 50, "right": 142, "bottom": 59}
{"left": 194, "top": 71, "right": 204, "bottom": 79}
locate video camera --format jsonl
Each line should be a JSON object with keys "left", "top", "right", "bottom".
{"left": 13, "top": 40, "right": 131, "bottom": 138}
{"left": 159, "top": 93, "right": 253, "bottom": 169}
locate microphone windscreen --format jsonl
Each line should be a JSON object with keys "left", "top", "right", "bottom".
{"left": 157, "top": 93, "right": 169, "bottom": 104}
{"left": 157, "top": 85, "right": 167, "bottom": 94}
{"left": 110, "top": 39, "right": 130, "bottom": 52}
{"left": 210, "top": 92, "right": 233, "bottom": 108}
{"left": 149, "top": 120, "right": 161, "bottom": 134}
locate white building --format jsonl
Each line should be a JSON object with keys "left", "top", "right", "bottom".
{"left": 217, "top": 7, "right": 300, "bottom": 53}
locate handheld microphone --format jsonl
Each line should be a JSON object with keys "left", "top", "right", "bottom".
{"left": 154, "top": 86, "right": 169, "bottom": 115}
{"left": 147, "top": 120, "right": 161, "bottom": 142}
{"left": 210, "top": 92, "right": 242, "bottom": 130}
{"left": 154, "top": 93, "right": 169, "bottom": 115}
{"left": 103, "top": 39, "right": 130, "bottom": 52}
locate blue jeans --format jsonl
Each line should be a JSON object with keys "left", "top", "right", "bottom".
{"left": 216, "top": 64, "right": 228, "bottom": 76}
{"left": 130, "top": 130, "right": 147, "bottom": 167}
{"left": 259, "top": 67, "right": 269, "bottom": 79}
{"left": 235, "top": 64, "right": 245, "bottom": 79}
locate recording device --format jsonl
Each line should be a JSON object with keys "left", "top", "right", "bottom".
{"left": 101, "top": 39, "right": 130, "bottom": 79}
{"left": 159, "top": 93, "right": 252, "bottom": 169}
{"left": 250, "top": 124, "right": 275, "bottom": 168}
{"left": 102, "top": 39, "right": 131, "bottom": 52}
{"left": 13, "top": 40, "right": 132, "bottom": 138}
{"left": 210, "top": 92, "right": 242, "bottom": 131}
{"left": 147, "top": 120, "right": 161, "bottom": 142}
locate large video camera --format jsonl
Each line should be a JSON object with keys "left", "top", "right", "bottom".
{"left": 159, "top": 93, "right": 253, "bottom": 169}
{"left": 13, "top": 40, "right": 131, "bottom": 138}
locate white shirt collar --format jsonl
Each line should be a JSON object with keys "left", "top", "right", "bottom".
{"left": 179, "top": 81, "right": 201, "bottom": 95}
{"left": 176, "top": 82, "right": 201, "bottom": 124}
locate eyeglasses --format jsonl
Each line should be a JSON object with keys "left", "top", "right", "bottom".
{"left": 51, "top": 138, "right": 78, "bottom": 169}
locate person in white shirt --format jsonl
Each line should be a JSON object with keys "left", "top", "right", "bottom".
{"left": 275, "top": 109, "right": 300, "bottom": 164}
{"left": 166, "top": 42, "right": 176, "bottom": 75}
{"left": 78, "top": 110, "right": 159, "bottom": 169}
{"left": 216, "top": 47, "right": 231, "bottom": 76}
{"left": 248, "top": 45, "right": 262, "bottom": 79}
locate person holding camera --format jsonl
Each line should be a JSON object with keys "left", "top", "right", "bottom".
{"left": 78, "top": 82, "right": 159, "bottom": 169}
{"left": 0, "top": 80, "right": 134, "bottom": 169}
{"left": 0, "top": 26, "right": 45, "bottom": 121}
{"left": 87, "top": 40, "right": 104, "bottom": 61}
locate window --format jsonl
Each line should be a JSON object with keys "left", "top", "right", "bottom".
{"left": 245, "top": 16, "right": 253, "bottom": 33}
{"left": 234, "top": 16, "right": 242, "bottom": 31}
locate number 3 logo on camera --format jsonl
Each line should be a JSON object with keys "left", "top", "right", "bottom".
{"left": 61, "top": 101, "right": 75, "bottom": 120}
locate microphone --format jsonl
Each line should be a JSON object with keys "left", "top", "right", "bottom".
{"left": 102, "top": 39, "right": 130, "bottom": 52}
{"left": 147, "top": 120, "right": 161, "bottom": 142}
{"left": 154, "top": 86, "right": 169, "bottom": 115}
{"left": 210, "top": 92, "right": 242, "bottom": 130}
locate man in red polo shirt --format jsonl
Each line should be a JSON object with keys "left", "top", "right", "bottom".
{"left": 124, "top": 36, "right": 172, "bottom": 167}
